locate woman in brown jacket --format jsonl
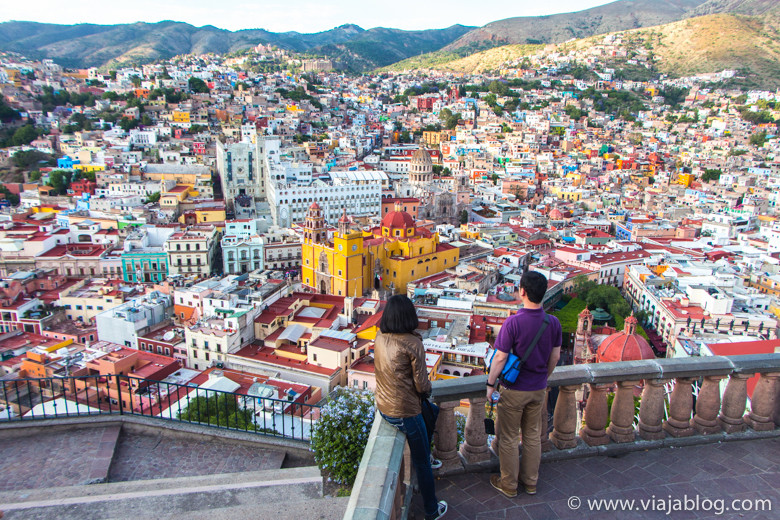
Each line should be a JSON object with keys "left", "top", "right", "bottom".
{"left": 374, "top": 295, "right": 447, "bottom": 520}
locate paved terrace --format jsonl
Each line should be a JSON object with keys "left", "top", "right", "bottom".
{"left": 411, "top": 438, "right": 780, "bottom": 520}
{"left": 346, "top": 354, "right": 780, "bottom": 519}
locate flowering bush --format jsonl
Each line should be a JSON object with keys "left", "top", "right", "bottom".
{"left": 310, "top": 387, "right": 375, "bottom": 486}
{"left": 455, "top": 411, "right": 466, "bottom": 447}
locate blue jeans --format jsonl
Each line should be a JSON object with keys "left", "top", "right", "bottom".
{"left": 381, "top": 406, "right": 439, "bottom": 517}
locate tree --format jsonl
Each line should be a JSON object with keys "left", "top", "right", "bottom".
{"left": 11, "top": 150, "right": 55, "bottom": 169}
{"left": 0, "top": 185, "right": 20, "bottom": 206}
{"left": 749, "top": 131, "right": 767, "bottom": 147}
{"left": 28, "top": 170, "right": 42, "bottom": 182}
{"left": 491, "top": 173, "right": 499, "bottom": 185}
{"left": 0, "top": 95, "right": 20, "bottom": 123}
{"left": 145, "top": 192, "right": 161, "bottom": 204}
{"left": 177, "top": 393, "right": 254, "bottom": 430}
{"left": 702, "top": 169, "right": 722, "bottom": 182}
{"left": 572, "top": 275, "right": 597, "bottom": 297}
{"left": 459, "top": 209, "right": 469, "bottom": 225}
{"left": 47, "top": 170, "right": 73, "bottom": 195}
{"left": 188, "top": 77, "right": 210, "bottom": 94}
{"left": 12, "top": 125, "right": 38, "bottom": 146}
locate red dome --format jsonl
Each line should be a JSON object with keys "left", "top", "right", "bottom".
{"left": 549, "top": 208, "right": 563, "bottom": 219}
{"left": 596, "top": 331, "right": 654, "bottom": 363}
{"left": 381, "top": 210, "right": 414, "bottom": 229}
{"left": 310, "top": 201, "right": 320, "bottom": 210}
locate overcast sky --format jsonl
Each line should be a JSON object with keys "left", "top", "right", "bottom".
{"left": 2, "top": 1, "right": 617, "bottom": 33}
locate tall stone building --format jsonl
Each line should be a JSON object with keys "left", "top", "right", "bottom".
{"left": 216, "top": 139, "right": 266, "bottom": 215}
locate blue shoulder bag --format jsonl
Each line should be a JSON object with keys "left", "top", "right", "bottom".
{"left": 487, "top": 313, "right": 549, "bottom": 385}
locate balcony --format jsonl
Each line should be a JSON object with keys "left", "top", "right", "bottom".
{"left": 345, "top": 355, "right": 780, "bottom": 519}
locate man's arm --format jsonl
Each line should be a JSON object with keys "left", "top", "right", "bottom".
{"left": 485, "top": 349, "right": 508, "bottom": 402}
{"left": 547, "top": 346, "right": 561, "bottom": 377}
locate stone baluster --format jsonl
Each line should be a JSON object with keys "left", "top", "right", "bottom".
{"left": 774, "top": 384, "right": 780, "bottom": 428}
{"left": 744, "top": 372, "right": 780, "bottom": 431}
{"left": 540, "top": 389, "right": 552, "bottom": 452}
{"left": 432, "top": 401, "right": 460, "bottom": 472}
{"left": 607, "top": 380, "right": 639, "bottom": 443}
{"left": 693, "top": 375, "right": 727, "bottom": 435}
{"left": 718, "top": 373, "right": 750, "bottom": 433}
{"left": 663, "top": 377, "right": 695, "bottom": 437}
{"left": 580, "top": 383, "right": 610, "bottom": 446}
{"left": 550, "top": 385, "right": 578, "bottom": 450}
{"left": 638, "top": 379, "right": 668, "bottom": 441}
{"left": 459, "top": 396, "right": 490, "bottom": 464}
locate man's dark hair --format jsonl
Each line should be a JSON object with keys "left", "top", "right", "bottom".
{"left": 379, "top": 295, "right": 419, "bottom": 334}
{"left": 521, "top": 271, "right": 548, "bottom": 304}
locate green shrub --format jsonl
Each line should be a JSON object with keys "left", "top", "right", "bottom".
{"left": 310, "top": 388, "right": 375, "bottom": 486}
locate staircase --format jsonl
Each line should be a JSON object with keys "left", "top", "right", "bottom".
{"left": 0, "top": 466, "right": 348, "bottom": 520}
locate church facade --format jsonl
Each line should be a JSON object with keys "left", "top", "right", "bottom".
{"left": 301, "top": 201, "right": 459, "bottom": 296}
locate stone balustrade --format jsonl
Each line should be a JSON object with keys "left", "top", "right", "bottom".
{"left": 344, "top": 354, "right": 780, "bottom": 519}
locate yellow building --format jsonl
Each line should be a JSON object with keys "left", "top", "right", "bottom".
{"left": 172, "top": 110, "right": 191, "bottom": 124}
{"left": 678, "top": 172, "right": 693, "bottom": 187}
{"left": 301, "top": 202, "right": 459, "bottom": 296}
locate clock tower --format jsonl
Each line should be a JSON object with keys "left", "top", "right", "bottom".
{"left": 333, "top": 209, "right": 365, "bottom": 297}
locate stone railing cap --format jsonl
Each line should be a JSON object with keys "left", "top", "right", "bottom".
{"left": 656, "top": 356, "right": 735, "bottom": 379}
{"left": 728, "top": 354, "right": 780, "bottom": 374}
{"left": 587, "top": 360, "right": 662, "bottom": 384}
{"left": 432, "top": 376, "right": 485, "bottom": 402}
{"left": 548, "top": 364, "right": 594, "bottom": 386}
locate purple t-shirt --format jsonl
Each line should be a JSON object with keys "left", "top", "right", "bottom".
{"left": 494, "top": 307, "right": 562, "bottom": 391}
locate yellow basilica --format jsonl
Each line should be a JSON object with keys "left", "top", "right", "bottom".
{"left": 301, "top": 201, "right": 459, "bottom": 296}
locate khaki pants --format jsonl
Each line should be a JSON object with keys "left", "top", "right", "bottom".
{"left": 495, "top": 387, "right": 546, "bottom": 490}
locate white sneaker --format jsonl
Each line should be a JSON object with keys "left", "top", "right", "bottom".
{"left": 430, "top": 456, "right": 442, "bottom": 470}
{"left": 425, "top": 500, "right": 447, "bottom": 520}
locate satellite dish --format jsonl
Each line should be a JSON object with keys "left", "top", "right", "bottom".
{"left": 162, "top": 331, "right": 175, "bottom": 341}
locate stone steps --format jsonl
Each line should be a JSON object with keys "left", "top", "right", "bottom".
{"left": 0, "top": 466, "right": 338, "bottom": 520}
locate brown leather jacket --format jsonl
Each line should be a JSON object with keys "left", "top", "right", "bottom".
{"left": 374, "top": 331, "right": 432, "bottom": 418}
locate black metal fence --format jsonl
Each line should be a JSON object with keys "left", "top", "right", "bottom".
{"left": 0, "top": 374, "right": 319, "bottom": 442}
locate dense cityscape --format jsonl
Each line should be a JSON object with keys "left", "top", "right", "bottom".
{"left": 0, "top": 2, "right": 778, "bottom": 518}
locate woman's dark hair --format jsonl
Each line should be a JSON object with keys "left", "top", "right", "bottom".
{"left": 379, "top": 295, "right": 419, "bottom": 334}
{"left": 520, "top": 271, "right": 548, "bottom": 304}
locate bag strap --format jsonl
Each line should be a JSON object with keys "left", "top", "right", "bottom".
{"left": 517, "top": 312, "right": 549, "bottom": 364}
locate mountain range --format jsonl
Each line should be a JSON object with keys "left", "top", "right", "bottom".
{"left": 0, "top": 0, "right": 777, "bottom": 76}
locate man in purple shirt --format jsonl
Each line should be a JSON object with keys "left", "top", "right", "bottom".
{"left": 486, "top": 271, "right": 561, "bottom": 498}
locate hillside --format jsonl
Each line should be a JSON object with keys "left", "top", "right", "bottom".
{"left": 383, "top": 44, "right": 543, "bottom": 74}
{"left": 386, "top": 12, "right": 780, "bottom": 88}
{"left": 442, "top": 0, "right": 706, "bottom": 52}
{"left": 0, "top": 21, "right": 473, "bottom": 71}
{"left": 561, "top": 12, "right": 780, "bottom": 87}
{"left": 688, "top": 0, "right": 780, "bottom": 16}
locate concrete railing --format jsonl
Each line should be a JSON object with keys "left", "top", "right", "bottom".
{"left": 344, "top": 354, "right": 780, "bottom": 519}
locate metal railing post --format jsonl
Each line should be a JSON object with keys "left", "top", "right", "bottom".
{"left": 116, "top": 374, "right": 124, "bottom": 415}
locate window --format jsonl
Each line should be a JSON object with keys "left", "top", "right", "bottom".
{"left": 204, "top": 341, "right": 209, "bottom": 350}
{"left": 313, "top": 353, "right": 318, "bottom": 362}
{"left": 86, "top": 306, "right": 93, "bottom": 310}
{"left": 97, "top": 306, "right": 103, "bottom": 311}
{"left": 75, "top": 305, "right": 83, "bottom": 310}
{"left": 205, "top": 352, "right": 210, "bottom": 361}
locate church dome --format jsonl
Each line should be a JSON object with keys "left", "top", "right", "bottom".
{"left": 381, "top": 209, "right": 415, "bottom": 229}
{"left": 596, "top": 315, "right": 654, "bottom": 363}
{"left": 411, "top": 147, "right": 433, "bottom": 167}
{"left": 549, "top": 208, "right": 563, "bottom": 220}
